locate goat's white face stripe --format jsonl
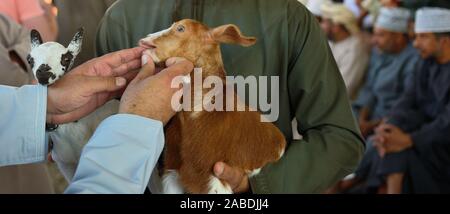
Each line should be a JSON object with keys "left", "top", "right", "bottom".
{"left": 146, "top": 27, "right": 171, "bottom": 40}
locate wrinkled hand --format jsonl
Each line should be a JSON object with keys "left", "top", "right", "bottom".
{"left": 47, "top": 47, "right": 144, "bottom": 124}
{"left": 372, "top": 124, "right": 413, "bottom": 157}
{"left": 213, "top": 162, "right": 250, "bottom": 193}
{"left": 119, "top": 53, "right": 194, "bottom": 125}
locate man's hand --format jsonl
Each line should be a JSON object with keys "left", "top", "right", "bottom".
{"left": 359, "top": 119, "right": 381, "bottom": 138}
{"left": 358, "top": 108, "right": 380, "bottom": 137}
{"left": 372, "top": 124, "right": 413, "bottom": 156}
{"left": 213, "top": 162, "right": 250, "bottom": 193}
{"left": 47, "top": 47, "right": 144, "bottom": 124}
{"left": 119, "top": 53, "right": 194, "bottom": 125}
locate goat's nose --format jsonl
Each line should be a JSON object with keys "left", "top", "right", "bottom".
{"left": 37, "top": 64, "right": 51, "bottom": 73}
{"left": 35, "top": 64, "right": 55, "bottom": 85}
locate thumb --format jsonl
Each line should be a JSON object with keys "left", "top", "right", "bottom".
{"left": 159, "top": 57, "right": 194, "bottom": 79}
{"left": 85, "top": 76, "right": 127, "bottom": 94}
{"left": 134, "top": 51, "right": 156, "bottom": 81}
{"left": 213, "top": 162, "right": 241, "bottom": 184}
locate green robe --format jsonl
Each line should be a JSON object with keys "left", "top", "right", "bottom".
{"left": 95, "top": 0, "right": 364, "bottom": 193}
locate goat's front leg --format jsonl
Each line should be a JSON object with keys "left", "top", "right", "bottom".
{"left": 162, "top": 170, "right": 185, "bottom": 194}
{"left": 162, "top": 116, "right": 184, "bottom": 194}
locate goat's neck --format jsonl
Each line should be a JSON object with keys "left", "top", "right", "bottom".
{"left": 188, "top": 50, "right": 227, "bottom": 111}
{"left": 194, "top": 50, "right": 226, "bottom": 80}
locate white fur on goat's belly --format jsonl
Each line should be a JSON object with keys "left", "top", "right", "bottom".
{"left": 50, "top": 100, "right": 119, "bottom": 181}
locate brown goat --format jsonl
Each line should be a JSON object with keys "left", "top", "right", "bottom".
{"left": 139, "top": 19, "right": 286, "bottom": 194}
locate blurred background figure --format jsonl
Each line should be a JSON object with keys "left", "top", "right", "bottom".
{"left": 321, "top": 1, "right": 369, "bottom": 99}
{"left": 344, "top": 0, "right": 363, "bottom": 18}
{"left": 306, "top": 0, "right": 330, "bottom": 22}
{"left": 353, "top": 7, "right": 419, "bottom": 138}
{"left": 0, "top": 0, "right": 58, "bottom": 42}
{"left": 379, "top": 0, "right": 401, "bottom": 8}
{"left": 0, "top": 14, "right": 54, "bottom": 194}
{"left": 329, "top": 6, "right": 450, "bottom": 194}
{"left": 0, "top": 15, "right": 34, "bottom": 86}
{"left": 371, "top": 7, "right": 450, "bottom": 194}
{"left": 53, "top": 0, "right": 116, "bottom": 67}
{"left": 358, "top": 0, "right": 381, "bottom": 29}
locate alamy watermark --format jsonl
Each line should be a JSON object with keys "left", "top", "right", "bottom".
{"left": 171, "top": 68, "right": 280, "bottom": 122}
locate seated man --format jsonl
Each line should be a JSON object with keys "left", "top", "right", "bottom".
{"left": 320, "top": 2, "right": 369, "bottom": 99}
{"left": 353, "top": 7, "right": 420, "bottom": 138}
{"left": 340, "top": 7, "right": 450, "bottom": 194}
{"left": 374, "top": 7, "right": 450, "bottom": 194}
{"left": 96, "top": 0, "right": 365, "bottom": 193}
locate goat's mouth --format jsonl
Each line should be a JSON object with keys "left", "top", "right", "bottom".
{"left": 139, "top": 39, "right": 167, "bottom": 67}
{"left": 139, "top": 39, "right": 157, "bottom": 50}
{"left": 141, "top": 49, "right": 166, "bottom": 69}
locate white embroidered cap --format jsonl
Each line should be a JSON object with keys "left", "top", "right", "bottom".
{"left": 375, "top": 7, "right": 411, "bottom": 33}
{"left": 415, "top": 7, "right": 450, "bottom": 33}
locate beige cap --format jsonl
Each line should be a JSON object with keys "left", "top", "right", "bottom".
{"left": 321, "top": 2, "right": 360, "bottom": 34}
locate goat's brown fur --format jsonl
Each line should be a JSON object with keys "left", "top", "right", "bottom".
{"left": 140, "top": 19, "right": 286, "bottom": 193}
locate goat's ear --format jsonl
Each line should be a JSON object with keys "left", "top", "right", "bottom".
{"left": 210, "top": 24, "right": 257, "bottom": 47}
{"left": 30, "top": 29, "right": 43, "bottom": 50}
{"left": 67, "top": 27, "right": 84, "bottom": 55}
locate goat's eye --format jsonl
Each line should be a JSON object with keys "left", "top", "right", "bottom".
{"left": 176, "top": 25, "right": 185, "bottom": 33}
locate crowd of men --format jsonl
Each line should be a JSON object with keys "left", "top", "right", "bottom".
{"left": 302, "top": 0, "right": 450, "bottom": 194}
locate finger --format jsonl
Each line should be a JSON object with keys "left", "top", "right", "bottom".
{"left": 370, "top": 119, "right": 381, "bottom": 127}
{"left": 373, "top": 140, "right": 386, "bottom": 156}
{"left": 134, "top": 52, "right": 156, "bottom": 82}
{"left": 111, "top": 58, "right": 142, "bottom": 76}
{"left": 375, "top": 123, "right": 386, "bottom": 132}
{"left": 375, "top": 135, "right": 386, "bottom": 144}
{"left": 368, "top": 135, "right": 377, "bottom": 144}
{"left": 85, "top": 76, "right": 127, "bottom": 95}
{"left": 101, "top": 47, "right": 145, "bottom": 69}
{"left": 376, "top": 124, "right": 391, "bottom": 134}
{"left": 379, "top": 147, "right": 386, "bottom": 158}
{"left": 119, "top": 69, "right": 139, "bottom": 83}
{"left": 158, "top": 58, "right": 194, "bottom": 80}
{"left": 213, "top": 162, "right": 243, "bottom": 186}
{"left": 378, "top": 124, "right": 396, "bottom": 133}
{"left": 371, "top": 135, "right": 381, "bottom": 144}
{"left": 234, "top": 177, "right": 250, "bottom": 193}
{"left": 49, "top": 95, "right": 110, "bottom": 124}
